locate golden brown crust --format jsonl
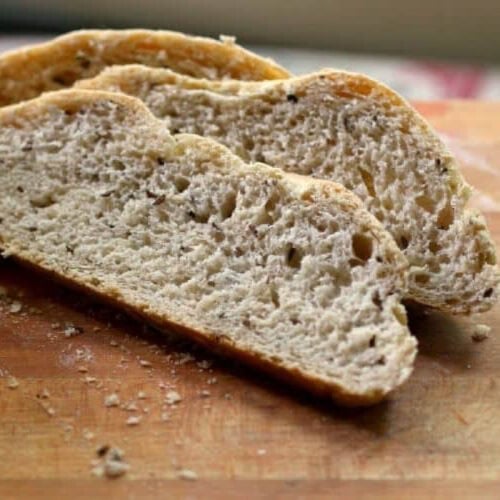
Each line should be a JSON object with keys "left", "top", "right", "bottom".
{"left": 0, "top": 29, "right": 290, "bottom": 107}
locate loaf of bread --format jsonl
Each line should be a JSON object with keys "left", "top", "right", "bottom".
{"left": 77, "top": 65, "right": 499, "bottom": 313}
{"left": 0, "top": 90, "right": 416, "bottom": 405}
{"left": 0, "top": 30, "right": 289, "bottom": 107}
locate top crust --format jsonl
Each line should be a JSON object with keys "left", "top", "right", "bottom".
{"left": 0, "top": 29, "right": 290, "bottom": 106}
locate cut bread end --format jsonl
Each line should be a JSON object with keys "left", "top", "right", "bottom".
{"left": 0, "top": 90, "right": 416, "bottom": 405}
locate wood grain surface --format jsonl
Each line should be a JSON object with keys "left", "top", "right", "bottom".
{"left": 1, "top": 101, "right": 499, "bottom": 499}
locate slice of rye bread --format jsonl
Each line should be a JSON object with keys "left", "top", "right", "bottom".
{"left": 0, "top": 29, "right": 289, "bottom": 107}
{"left": 77, "top": 65, "right": 499, "bottom": 314}
{"left": 0, "top": 89, "right": 416, "bottom": 406}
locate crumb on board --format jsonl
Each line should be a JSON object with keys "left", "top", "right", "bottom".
{"left": 139, "top": 359, "right": 152, "bottom": 368}
{"left": 207, "top": 377, "right": 218, "bottom": 385}
{"left": 200, "top": 390, "right": 210, "bottom": 398}
{"left": 126, "top": 415, "right": 142, "bottom": 426}
{"left": 257, "top": 449, "right": 267, "bottom": 456}
{"left": 6, "top": 376, "right": 19, "bottom": 389}
{"left": 137, "top": 391, "right": 147, "bottom": 399}
{"left": 165, "top": 390, "right": 182, "bottom": 405}
{"left": 92, "top": 446, "right": 130, "bottom": 478}
{"left": 83, "top": 429, "right": 95, "bottom": 441}
{"left": 104, "top": 393, "right": 120, "bottom": 407}
{"left": 471, "top": 324, "right": 490, "bottom": 342}
{"left": 161, "top": 412, "right": 170, "bottom": 422}
{"left": 9, "top": 301, "right": 22, "bottom": 313}
{"left": 63, "top": 323, "right": 84, "bottom": 337}
{"left": 177, "top": 469, "right": 198, "bottom": 481}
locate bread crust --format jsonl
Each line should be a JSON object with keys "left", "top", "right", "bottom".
{"left": 0, "top": 89, "right": 415, "bottom": 406}
{"left": 77, "top": 65, "right": 499, "bottom": 314}
{"left": 0, "top": 29, "right": 290, "bottom": 106}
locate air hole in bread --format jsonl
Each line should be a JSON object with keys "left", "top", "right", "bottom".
{"left": 111, "top": 159, "right": 126, "bottom": 171}
{"left": 30, "top": 192, "right": 55, "bottom": 209}
{"left": 369, "top": 335, "right": 377, "bottom": 348}
{"left": 358, "top": 168, "right": 376, "bottom": 197}
{"left": 285, "top": 245, "right": 303, "bottom": 269}
{"left": 437, "top": 202, "right": 454, "bottom": 229}
{"left": 220, "top": 192, "right": 237, "bottom": 220}
{"left": 398, "top": 235, "right": 410, "bottom": 250}
{"left": 414, "top": 273, "right": 430, "bottom": 285}
{"left": 484, "top": 288, "right": 494, "bottom": 298}
{"left": 174, "top": 176, "right": 190, "bottom": 193}
{"left": 415, "top": 194, "right": 435, "bottom": 213}
{"left": 429, "top": 240, "right": 441, "bottom": 253}
{"left": 270, "top": 285, "right": 280, "bottom": 308}
{"left": 382, "top": 197, "right": 393, "bottom": 210}
{"left": 352, "top": 233, "right": 373, "bottom": 262}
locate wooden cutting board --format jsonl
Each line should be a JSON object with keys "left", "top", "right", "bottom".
{"left": 0, "top": 101, "right": 499, "bottom": 499}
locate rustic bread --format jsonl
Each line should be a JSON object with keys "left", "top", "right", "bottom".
{"left": 0, "top": 29, "right": 289, "bottom": 107}
{"left": 78, "top": 65, "right": 499, "bottom": 313}
{"left": 0, "top": 90, "right": 416, "bottom": 406}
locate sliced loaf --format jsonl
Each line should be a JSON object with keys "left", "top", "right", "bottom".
{"left": 0, "top": 29, "right": 289, "bottom": 107}
{"left": 0, "top": 89, "right": 415, "bottom": 406}
{"left": 77, "top": 65, "right": 499, "bottom": 313}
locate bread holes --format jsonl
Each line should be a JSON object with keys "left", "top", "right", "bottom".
{"left": 428, "top": 240, "right": 441, "bottom": 253}
{"left": 398, "top": 235, "right": 410, "bottom": 250}
{"left": 110, "top": 159, "right": 126, "bottom": 171}
{"left": 369, "top": 335, "right": 377, "bottom": 348}
{"left": 269, "top": 285, "right": 280, "bottom": 308}
{"left": 285, "top": 244, "right": 303, "bottom": 269}
{"left": 437, "top": 202, "right": 454, "bottom": 229}
{"left": 173, "top": 176, "right": 190, "bottom": 193}
{"left": 352, "top": 233, "right": 373, "bottom": 262}
{"left": 484, "top": 288, "right": 494, "bottom": 298}
{"left": 415, "top": 194, "right": 435, "bottom": 213}
{"left": 413, "top": 272, "right": 430, "bottom": 285}
{"left": 358, "top": 168, "right": 376, "bottom": 197}
{"left": 371, "top": 291, "right": 383, "bottom": 310}
{"left": 220, "top": 191, "right": 237, "bottom": 220}
{"left": 382, "top": 197, "right": 393, "bottom": 211}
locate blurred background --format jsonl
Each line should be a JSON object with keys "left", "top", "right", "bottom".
{"left": 1, "top": 0, "right": 500, "bottom": 99}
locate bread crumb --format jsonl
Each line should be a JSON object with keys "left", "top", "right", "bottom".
{"left": 126, "top": 415, "right": 142, "bottom": 426}
{"left": 176, "top": 353, "right": 195, "bottom": 365}
{"left": 9, "top": 301, "right": 22, "bottom": 313}
{"left": 104, "top": 393, "right": 120, "bottom": 407}
{"left": 177, "top": 469, "right": 198, "bottom": 481}
{"left": 139, "top": 359, "right": 152, "bottom": 368}
{"left": 6, "top": 376, "right": 19, "bottom": 389}
{"left": 257, "top": 449, "right": 267, "bottom": 456}
{"left": 78, "top": 366, "right": 88, "bottom": 373}
{"left": 160, "top": 412, "right": 170, "bottom": 422}
{"left": 83, "top": 429, "right": 95, "bottom": 441}
{"left": 219, "top": 34, "right": 236, "bottom": 45}
{"left": 37, "top": 388, "right": 50, "bottom": 399}
{"left": 137, "top": 391, "right": 147, "bottom": 399}
{"left": 207, "top": 377, "right": 217, "bottom": 385}
{"left": 223, "top": 393, "right": 232, "bottom": 400}
{"left": 37, "top": 399, "right": 56, "bottom": 416}
{"left": 471, "top": 324, "right": 490, "bottom": 342}
{"left": 92, "top": 446, "right": 129, "bottom": 478}
{"left": 124, "top": 402, "right": 138, "bottom": 412}
{"left": 197, "top": 360, "right": 213, "bottom": 370}
{"left": 84, "top": 376, "right": 97, "bottom": 384}
{"left": 109, "top": 340, "right": 119, "bottom": 346}
{"left": 64, "top": 323, "right": 84, "bottom": 337}
{"left": 165, "top": 390, "right": 182, "bottom": 405}
{"left": 200, "top": 390, "right": 210, "bottom": 398}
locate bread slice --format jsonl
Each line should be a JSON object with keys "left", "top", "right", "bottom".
{"left": 0, "top": 29, "right": 289, "bottom": 107}
{"left": 77, "top": 65, "right": 499, "bottom": 314}
{"left": 0, "top": 89, "right": 415, "bottom": 406}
